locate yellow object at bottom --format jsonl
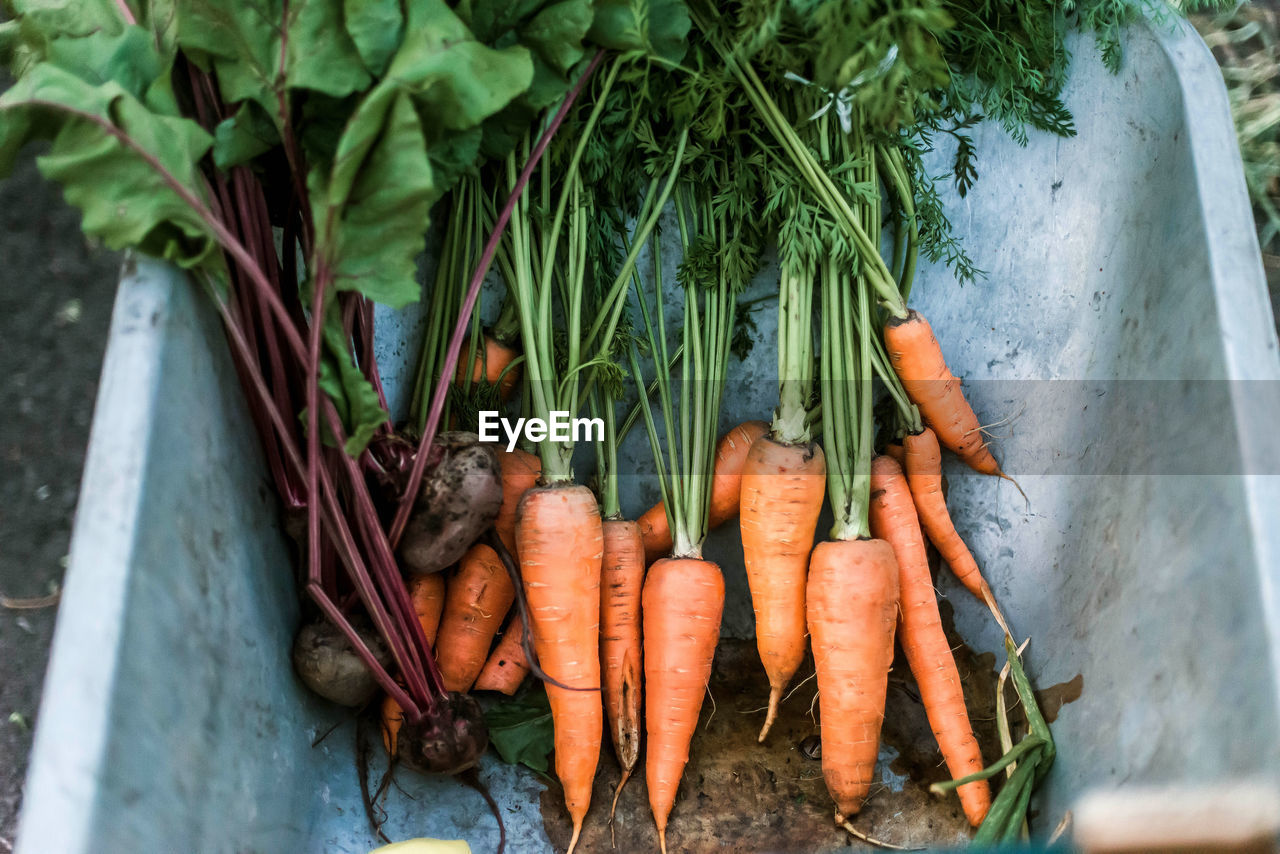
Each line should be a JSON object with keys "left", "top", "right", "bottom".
{"left": 369, "top": 839, "right": 473, "bottom": 854}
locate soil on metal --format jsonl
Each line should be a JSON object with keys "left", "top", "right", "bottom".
{"left": 538, "top": 596, "right": 1006, "bottom": 852}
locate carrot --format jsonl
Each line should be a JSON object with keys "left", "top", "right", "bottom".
{"left": 408, "top": 572, "right": 446, "bottom": 646}
{"left": 495, "top": 447, "right": 541, "bottom": 559}
{"left": 434, "top": 544, "right": 516, "bottom": 693}
{"left": 883, "top": 439, "right": 905, "bottom": 467}
{"left": 638, "top": 420, "right": 769, "bottom": 563}
{"left": 884, "top": 310, "right": 1000, "bottom": 476}
{"left": 516, "top": 483, "right": 604, "bottom": 854}
{"left": 456, "top": 333, "right": 521, "bottom": 401}
{"left": 869, "top": 455, "right": 991, "bottom": 826}
{"left": 643, "top": 557, "right": 725, "bottom": 854}
{"left": 807, "top": 538, "right": 899, "bottom": 820}
{"left": 473, "top": 613, "right": 529, "bottom": 695}
{"left": 600, "top": 519, "right": 645, "bottom": 815}
{"left": 738, "top": 435, "right": 826, "bottom": 741}
{"left": 903, "top": 428, "right": 991, "bottom": 601}
{"left": 381, "top": 573, "right": 446, "bottom": 756}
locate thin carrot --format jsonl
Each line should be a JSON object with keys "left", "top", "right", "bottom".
{"left": 495, "top": 447, "right": 541, "bottom": 560}
{"left": 381, "top": 573, "right": 445, "bottom": 756}
{"left": 903, "top": 427, "right": 991, "bottom": 601}
{"left": 456, "top": 332, "right": 521, "bottom": 401}
{"left": 600, "top": 519, "right": 645, "bottom": 815}
{"left": 473, "top": 613, "right": 529, "bottom": 695}
{"left": 884, "top": 310, "right": 1000, "bottom": 476}
{"left": 638, "top": 420, "right": 769, "bottom": 563}
{"left": 516, "top": 483, "right": 604, "bottom": 854}
{"left": 807, "top": 538, "right": 899, "bottom": 820}
{"left": 869, "top": 455, "right": 991, "bottom": 826}
{"left": 434, "top": 544, "right": 516, "bottom": 693}
{"left": 407, "top": 571, "right": 446, "bottom": 646}
{"left": 738, "top": 435, "right": 826, "bottom": 742}
{"left": 643, "top": 557, "right": 725, "bottom": 854}
{"left": 381, "top": 692, "right": 405, "bottom": 756}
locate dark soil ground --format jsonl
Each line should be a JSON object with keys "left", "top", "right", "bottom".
{"left": 0, "top": 150, "right": 119, "bottom": 848}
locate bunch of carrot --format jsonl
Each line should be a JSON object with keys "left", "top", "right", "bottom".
{"left": 363, "top": 7, "right": 1060, "bottom": 851}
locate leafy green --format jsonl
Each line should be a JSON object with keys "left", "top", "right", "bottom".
{"left": 0, "top": 64, "right": 219, "bottom": 270}
{"left": 343, "top": 0, "right": 402, "bottom": 77}
{"left": 311, "top": 87, "right": 433, "bottom": 309}
{"left": 317, "top": 318, "right": 388, "bottom": 456}
{"left": 174, "top": 0, "right": 371, "bottom": 119}
{"left": 589, "top": 0, "right": 691, "bottom": 65}
{"left": 212, "top": 100, "right": 278, "bottom": 169}
{"left": 484, "top": 688, "right": 555, "bottom": 774}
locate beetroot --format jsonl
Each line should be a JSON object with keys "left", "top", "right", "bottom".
{"left": 292, "top": 617, "right": 393, "bottom": 707}
{"left": 396, "top": 691, "right": 490, "bottom": 776}
{"left": 398, "top": 431, "right": 503, "bottom": 575}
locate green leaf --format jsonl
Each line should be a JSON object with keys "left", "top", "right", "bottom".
{"left": 343, "top": 0, "right": 402, "bottom": 76}
{"left": 588, "top": 0, "right": 690, "bottom": 64}
{"left": 175, "top": 0, "right": 370, "bottom": 120}
{"left": 0, "top": 64, "right": 218, "bottom": 270}
{"left": 387, "top": 1, "right": 534, "bottom": 132}
{"left": 484, "top": 688, "right": 554, "bottom": 774}
{"left": 212, "top": 100, "right": 279, "bottom": 169}
{"left": 43, "top": 27, "right": 166, "bottom": 100}
{"left": 522, "top": 0, "right": 593, "bottom": 74}
{"left": 311, "top": 86, "right": 432, "bottom": 309}
{"left": 318, "top": 307, "right": 388, "bottom": 456}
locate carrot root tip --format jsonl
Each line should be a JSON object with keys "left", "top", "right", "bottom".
{"left": 836, "top": 809, "right": 919, "bottom": 851}
{"left": 658, "top": 827, "right": 668, "bottom": 854}
{"left": 566, "top": 820, "right": 582, "bottom": 854}
{"left": 757, "top": 685, "right": 783, "bottom": 743}
{"left": 609, "top": 766, "right": 632, "bottom": 826}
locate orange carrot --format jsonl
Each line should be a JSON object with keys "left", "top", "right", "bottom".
{"left": 738, "top": 435, "right": 826, "bottom": 741}
{"left": 407, "top": 571, "right": 446, "bottom": 646}
{"left": 884, "top": 310, "right": 1000, "bottom": 475}
{"left": 496, "top": 447, "right": 541, "bottom": 559}
{"left": 517, "top": 483, "right": 604, "bottom": 854}
{"left": 639, "top": 420, "right": 768, "bottom": 563}
{"left": 869, "top": 455, "right": 991, "bottom": 826}
{"left": 600, "top": 519, "right": 645, "bottom": 813}
{"left": 883, "top": 439, "right": 905, "bottom": 467}
{"left": 807, "top": 538, "right": 899, "bottom": 820}
{"left": 473, "top": 613, "right": 529, "bottom": 695}
{"left": 434, "top": 544, "right": 516, "bottom": 693}
{"left": 643, "top": 557, "right": 725, "bottom": 854}
{"left": 381, "top": 692, "right": 405, "bottom": 756}
{"left": 382, "top": 574, "right": 445, "bottom": 756}
{"left": 903, "top": 428, "right": 990, "bottom": 601}
{"left": 457, "top": 333, "right": 521, "bottom": 401}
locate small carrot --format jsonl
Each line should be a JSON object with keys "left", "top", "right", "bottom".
{"left": 884, "top": 310, "right": 1000, "bottom": 476}
{"left": 408, "top": 571, "right": 446, "bottom": 646}
{"left": 600, "top": 519, "right": 645, "bottom": 814}
{"left": 643, "top": 557, "right": 725, "bottom": 854}
{"left": 456, "top": 332, "right": 521, "bottom": 401}
{"left": 381, "top": 573, "right": 445, "bottom": 756}
{"left": 434, "top": 544, "right": 516, "bottom": 693}
{"left": 903, "top": 428, "right": 991, "bottom": 601}
{"left": 495, "top": 447, "right": 541, "bottom": 559}
{"left": 869, "top": 455, "right": 991, "bottom": 826}
{"left": 638, "top": 420, "right": 769, "bottom": 564}
{"left": 517, "top": 483, "right": 604, "bottom": 854}
{"left": 738, "top": 435, "right": 826, "bottom": 742}
{"left": 807, "top": 538, "right": 899, "bottom": 820}
{"left": 473, "top": 613, "right": 529, "bottom": 695}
